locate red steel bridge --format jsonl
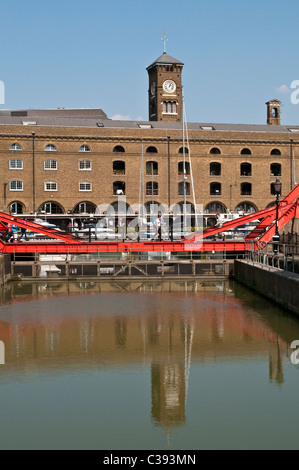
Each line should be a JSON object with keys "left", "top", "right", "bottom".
{"left": 0, "top": 184, "right": 298, "bottom": 255}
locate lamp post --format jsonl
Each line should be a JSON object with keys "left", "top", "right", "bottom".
{"left": 273, "top": 178, "right": 282, "bottom": 253}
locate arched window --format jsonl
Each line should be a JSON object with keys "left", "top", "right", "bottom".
{"left": 73, "top": 202, "right": 96, "bottom": 214}
{"left": 163, "top": 101, "right": 176, "bottom": 114}
{"left": 241, "top": 148, "right": 251, "bottom": 155}
{"left": 240, "top": 163, "right": 252, "bottom": 177}
{"left": 79, "top": 145, "right": 91, "bottom": 152}
{"left": 210, "top": 147, "right": 221, "bottom": 154}
{"left": 235, "top": 202, "right": 257, "bottom": 213}
{"left": 113, "top": 181, "right": 125, "bottom": 195}
{"left": 178, "top": 161, "right": 190, "bottom": 175}
{"left": 210, "top": 162, "right": 221, "bottom": 176}
{"left": 113, "top": 161, "right": 125, "bottom": 175}
{"left": 44, "top": 159, "right": 57, "bottom": 170}
{"left": 146, "top": 181, "right": 158, "bottom": 196}
{"left": 178, "top": 147, "right": 189, "bottom": 154}
{"left": 44, "top": 144, "right": 57, "bottom": 152}
{"left": 9, "top": 159, "right": 23, "bottom": 170}
{"left": 113, "top": 145, "right": 125, "bottom": 153}
{"left": 204, "top": 202, "right": 227, "bottom": 213}
{"left": 10, "top": 180, "right": 23, "bottom": 191}
{"left": 9, "top": 201, "right": 24, "bottom": 214}
{"left": 44, "top": 181, "right": 58, "bottom": 191}
{"left": 10, "top": 143, "right": 22, "bottom": 151}
{"left": 146, "top": 161, "right": 158, "bottom": 175}
{"left": 108, "top": 201, "right": 134, "bottom": 215}
{"left": 210, "top": 182, "right": 221, "bottom": 195}
{"left": 146, "top": 146, "right": 158, "bottom": 153}
{"left": 271, "top": 148, "right": 281, "bottom": 155}
{"left": 79, "top": 182, "right": 92, "bottom": 192}
{"left": 241, "top": 182, "right": 252, "bottom": 196}
{"left": 271, "top": 182, "right": 282, "bottom": 195}
{"left": 270, "top": 163, "right": 281, "bottom": 176}
{"left": 79, "top": 160, "right": 92, "bottom": 170}
{"left": 178, "top": 182, "right": 191, "bottom": 196}
{"left": 266, "top": 202, "right": 276, "bottom": 209}
{"left": 38, "top": 202, "right": 64, "bottom": 214}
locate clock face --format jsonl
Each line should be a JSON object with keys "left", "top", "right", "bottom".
{"left": 163, "top": 80, "right": 176, "bottom": 94}
{"left": 151, "top": 82, "right": 155, "bottom": 96}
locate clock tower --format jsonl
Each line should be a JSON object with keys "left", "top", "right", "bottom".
{"left": 147, "top": 44, "right": 184, "bottom": 122}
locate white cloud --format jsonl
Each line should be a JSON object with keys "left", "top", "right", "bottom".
{"left": 111, "top": 114, "right": 132, "bottom": 121}
{"left": 111, "top": 114, "right": 145, "bottom": 121}
{"left": 275, "top": 84, "right": 290, "bottom": 94}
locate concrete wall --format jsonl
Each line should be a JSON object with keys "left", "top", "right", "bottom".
{"left": 0, "top": 254, "right": 11, "bottom": 285}
{"left": 234, "top": 259, "right": 299, "bottom": 315}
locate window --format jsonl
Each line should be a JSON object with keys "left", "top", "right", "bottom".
{"left": 79, "top": 181, "right": 92, "bottom": 192}
{"left": 210, "top": 162, "right": 221, "bottom": 176}
{"left": 38, "top": 202, "right": 64, "bottom": 214}
{"left": 146, "top": 181, "right": 158, "bottom": 196}
{"left": 113, "top": 181, "right": 125, "bottom": 195}
{"left": 178, "top": 161, "right": 190, "bottom": 175}
{"left": 10, "top": 180, "right": 23, "bottom": 191}
{"left": 44, "top": 181, "right": 58, "bottom": 191}
{"left": 241, "top": 182, "right": 252, "bottom": 196}
{"left": 270, "top": 163, "right": 281, "bottom": 176}
{"left": 9, "top": 159, "right": 23, "bottom": 169}
{"left": 204, "top": 202, "right": 227, "bottom": 213}
{"left": 240, "top": 163, "right": 252, "bottom": 177}
{"left": 241, "top": 148, "right": 251, "bottom": 155}
{"left": 210, "top": 182, "right": 221, "bottom": 195}
{"left": 210, "top": 147, "right": 221, "bottom": 155}
{"left": 178, "top": 181, "right": 191, "bottom": 196}
{"left": 79, "top": 145, "right": 91, "bottom": 152}
{"left": 113, "top": 145, "right": 125, "bottom": 153}
{"left": 146, "top": 146, "right": 158, "bottom": 153}
{"left": 79, "top": 160, "right": 92, "bottom": 170}
{"left": 9, "top": 202, "right": 24, "bottom": 214}
{"left": 113, "top": 161, "right": 125, "bottom": 175}
{"left": 178, "top": 147, "right": 189, "bottom": 154}
{"left": 44, "top": 159, "right": 57, "bottom": 170}
{"left": 271, "top": 149, "right": 281, "bottom": 156}
{"left": 44, "top": 144, "right": 57, "bottom": 151}
{"left": 73, "top": 202, "right": 96, "bottom": 214}
{"left": 10, "top": 143, "right": 22, "bottom": 151}
{"left": 146, "top": 161, "right": 158, "bottom": 175}
{"left": 162, "top": 101, "right": 177, "bottom": 114}
{"left": 235, "top": 202, "right": 257, "bottom": 213}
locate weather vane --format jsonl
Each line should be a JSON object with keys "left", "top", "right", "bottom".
{"left": 161, "top": 31, "right": 168, "bottom": 53}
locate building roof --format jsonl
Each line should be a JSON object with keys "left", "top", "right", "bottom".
{"left": 0, "top": 108, "right": 299, "bottom": 134}
{"left": 146, "top": 52, "right": 184, "bottom": 70}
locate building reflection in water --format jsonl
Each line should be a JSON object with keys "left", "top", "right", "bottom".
{"left": 0, "top": 280, "right": 298, "bottom": 433}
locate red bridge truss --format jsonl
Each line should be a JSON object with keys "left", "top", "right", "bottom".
{"left": 0, "top": 184, "right": 298, "bottom": 255}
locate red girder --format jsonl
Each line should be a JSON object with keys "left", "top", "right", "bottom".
{"left": 0, "top": 183, "right": 297, "bottom": 254}
{"left": 0, "top": 211, "right": 82, "bottom": 243}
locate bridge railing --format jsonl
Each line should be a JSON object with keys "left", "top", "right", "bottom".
{"left": 245, "top": 240, "right": 297, "bottom": 273}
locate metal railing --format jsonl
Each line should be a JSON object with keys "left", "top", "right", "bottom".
{"left": 245, "top": 240, "right": 297, "bottom": 273}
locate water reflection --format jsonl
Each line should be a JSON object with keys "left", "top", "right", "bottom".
{"left": 0, "top": 280, "right": 298, "bottom": 437}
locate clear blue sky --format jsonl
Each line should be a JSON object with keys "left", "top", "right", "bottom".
{"left": 1, "top": 0, "right": 299, "bottom": 125}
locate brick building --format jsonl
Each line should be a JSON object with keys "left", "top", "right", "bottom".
{"left": 0, "top": 51, "right": 298, "bottom": 225}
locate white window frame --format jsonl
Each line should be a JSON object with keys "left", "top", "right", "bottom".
{"left": 44, "top": 159, "right": 58, "bottom": 170}
{"left": 9, "top": 159, "right": 23, "bottom": 170}
{"left": 10, "top": 143, "right": 23, "bottom": 151}
{"left": 79, "top": 145, "right": 91, "bottom": 152}
{"left": 44, "top": 144, "right": 57, "bottom": 152}
{"left": 79, "top": 160, "right": 92, "bottom": 171}
{"left": 44, "top": 181, "right": 58, "bottom": 192}
{"left": 79, "top": 181, "right": 92, "bottom": 192}
{"left": 10, "top": 180, "right": 23, "bottom": 191}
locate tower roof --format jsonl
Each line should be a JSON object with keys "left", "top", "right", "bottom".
{"left": 146, "top": 52, "right": 184, "bottom": 70}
